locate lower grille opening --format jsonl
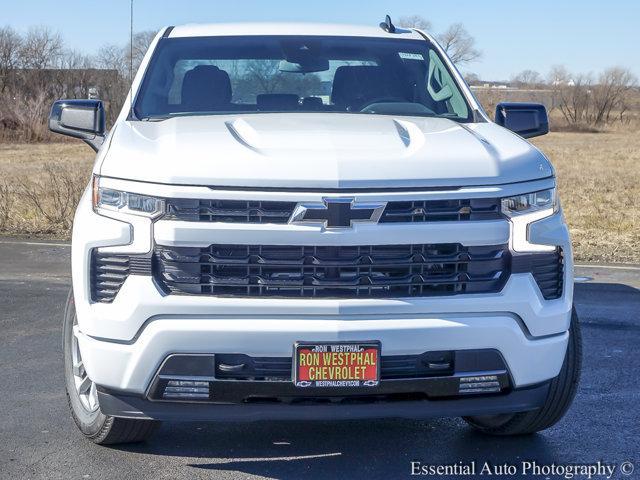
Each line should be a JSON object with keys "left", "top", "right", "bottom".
{"left": 212, "top": 352, "right": 455, "bottom": 382}
{"left": 458, "top": 375, "right": 501, "bottom": 394}
{"left": 148, "top": 351, "right": 509, "bottom": 403}
{"left": 163, "top": 380, "right": 210, "bottom": 400}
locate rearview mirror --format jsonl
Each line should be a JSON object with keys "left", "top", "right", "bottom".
{"left": 495, "top": 103, "right": 549, "bottom": 139}
{"left": 49, "top": 99, "right": 106, "bottom": 151}
{"left": 278, "top": 58, "right": 329, "bottom": 73}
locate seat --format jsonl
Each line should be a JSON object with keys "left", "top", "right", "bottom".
{"left": 181, "top": 65, "right": 232, "bottom": 112}
{"left": 331, "top": 66, "right": 410, "bottom": 111}
{"left": 256, "top": 94, "right": 300, "bottom": 111}
{"left": 301, "top": 97, "right": 324, "bottom": 110}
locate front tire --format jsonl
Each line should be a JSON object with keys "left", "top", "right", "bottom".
{"left": 63, "top": 289, "right": 159, "bottom": 444}
{"left": 463, "top": 306, "right": 582, "bottom": 435}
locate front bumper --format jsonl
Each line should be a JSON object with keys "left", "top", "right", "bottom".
{"left": 76, "top": 305, "right": 569, "bottom": 393}
{"left": 71, "top": 179, "right": 574, "bottom": 409}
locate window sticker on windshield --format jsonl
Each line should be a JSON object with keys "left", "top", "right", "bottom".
{"left": 399, "top": 52, "right": 424, "bottom": 60}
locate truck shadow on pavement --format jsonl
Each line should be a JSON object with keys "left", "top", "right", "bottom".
{"left": 119, "top": 415, "right": 561, "bottom": 479}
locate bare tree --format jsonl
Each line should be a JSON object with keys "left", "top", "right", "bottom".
{"left": 464, "top": 72, "right": 481, "bottom": 85}
{"left": 0, "top": 26, "right": 23, "bottom": 92}
{"left": 125, "top": 30, "right": 156, "bottom": 80}
{"left": 19, "top": 25, "right": 63, "bottom": 70}
{"left": 548, "top": 65, "right": 571, "bottom": 86}
{"left": 399, "top": 16, "right": 481, "bottom": 66}
{"left": 437, "top": 23, "right": 481, "bottom": 66}
{"left": 97, "top": 44, "right": 128, "bottom": 76}
{"left": 96, "top": 44, "right": 130, "bottom": 125}
{"left": 0, "top": 25, "right": 158, "bottom": 140}
{"left": 555, "top": 73, "right": 593, "bottom": 127}
{"left": 53, "top": 49, "right": 96, "bottom": 99}
{"left": 234, "top": 59, "right": 322, "bottom": 101}
{"left": 511, "top": 69, "right": 542, "bottom": 88}
{"left": 551, "top": 65, "right": 637, "bottom": 128}
{"left": 16, "top": 26, "right": 64, "bottom": 98}
{"left": 592, "top": 67, "right": 637, "bottom": 125}
{"left": 398, "top": 15, "right": 432, "bottom": 31}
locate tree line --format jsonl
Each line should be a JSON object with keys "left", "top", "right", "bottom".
{"left": 0, "top": 25, "right": 155, "bottom": 141}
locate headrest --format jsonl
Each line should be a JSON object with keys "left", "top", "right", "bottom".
{"left": 181, "top": 65, "right": 232, "bottom": 111}
{"left": 331, "top": 66, "right": 408, "bottom": 110}
{"left": 302, "top": 97, "right": 324, "bottom": 109}
{"left": 257, "top": 94, "right": 300, "bottom": 111}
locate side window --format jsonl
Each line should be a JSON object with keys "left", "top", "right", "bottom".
{"left": 427, "top": 50, "right": 469, "bottom": 118}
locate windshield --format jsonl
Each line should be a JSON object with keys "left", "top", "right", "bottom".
{"left": 134, "top": 35, "right": 472, "bottom": 121}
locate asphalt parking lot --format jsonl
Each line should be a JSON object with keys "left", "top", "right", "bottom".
{"left": 1, "top": 239, "right": 639, "bottom": 480}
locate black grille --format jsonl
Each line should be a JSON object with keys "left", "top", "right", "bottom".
{"left": 154, "top": 243, "right": 509, "bottom": 298}
{"left": 163, "top": 198, "right": 502, "bottom": 224}
{"left": 513, "top": 249, "right": 564, "bottom": 300}
{"left": 380, "top": 198, "right": 501, "bottom": 222}
{"left": 165, "top": 199, "right": 296, "bottom": 224}
{"left": 90, "top": 252, "right": 151, "bottom": 303}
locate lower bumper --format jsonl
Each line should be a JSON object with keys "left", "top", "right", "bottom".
{"left": 97, "top": 382, "right": 550, "bottom": 422}
{"left": 78, "top": 314, "right": 569, "bottom": 393}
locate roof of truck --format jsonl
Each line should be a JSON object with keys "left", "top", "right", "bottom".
{"left": 167, "top": 22, "right": 425, "bottom": 40}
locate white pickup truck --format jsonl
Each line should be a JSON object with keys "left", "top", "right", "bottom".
{"left": 50, "top": 19, "right": 580, "bottom": 445}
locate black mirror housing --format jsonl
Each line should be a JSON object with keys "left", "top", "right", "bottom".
{"left": 49, "top": 99, "right": 106, "bottom": 151}
{"left": 495, "top": 103, "right": 549, "bottom": 139}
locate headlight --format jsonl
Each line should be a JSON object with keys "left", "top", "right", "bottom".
{"left": 92, "top": 176, "right": 164, "bottom": 218}
{"left": 502, "top": 188, "right": 558, "bottom": 252}
{"left": 501, "top": 188, "right": 557, "bottom": 217}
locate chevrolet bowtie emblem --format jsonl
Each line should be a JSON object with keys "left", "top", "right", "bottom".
{"left": 289, "top": 198, "right": 386, "bottom": 228}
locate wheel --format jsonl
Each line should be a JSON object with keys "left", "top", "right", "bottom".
{"left": 63, "top": 289, "right": 160, "bottom": 444}
{"left": 463, "top": 306, "right": 582, "bottom": 435}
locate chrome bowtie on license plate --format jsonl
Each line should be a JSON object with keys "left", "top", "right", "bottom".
{"left": 294, "top": 341, "right": 381, "bottom": 388}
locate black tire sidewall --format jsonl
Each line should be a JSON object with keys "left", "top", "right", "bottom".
{"left": 62, "top": 288, "right": 110, "bottom": 436}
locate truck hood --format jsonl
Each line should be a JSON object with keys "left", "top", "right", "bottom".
{"left": 100, "top": 113, "right": 552, "bottom": 189}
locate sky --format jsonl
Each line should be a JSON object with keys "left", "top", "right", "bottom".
{"left": 4, "top": 0, "right": 640, "bottom": 81}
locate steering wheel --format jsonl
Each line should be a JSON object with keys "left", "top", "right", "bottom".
{"left": 358, "top": 97, "right": 408, "bottom": 112}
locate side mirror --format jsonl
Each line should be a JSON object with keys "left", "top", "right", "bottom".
{"left": 495, "top": 103, "right": 549, "bottom": 139}
{"left": 49, "top": 99, "right": 106, "bottom": 151}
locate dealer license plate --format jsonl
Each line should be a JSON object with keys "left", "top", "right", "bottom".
{"left": 293, "top": 341, "right": 381, "bottom": 388}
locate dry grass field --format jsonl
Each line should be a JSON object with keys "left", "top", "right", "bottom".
{"left": 0, "top": 143, "right": 93, "bottom": 235}
{"left": 532, "top": 132, "right": 640, "bottom": 264}
{"left": 0, "top": 132, "right": 638, "bottom": 263}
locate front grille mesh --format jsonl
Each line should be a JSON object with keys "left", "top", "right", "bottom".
{"left": 165, "top": 199, "right": 296, "bottom": 224}
{"left": 380, "top": 198, "right": 501, "bottom": 222}
{"left": 154, "top": 243, "right": 509, "bottom": 298}
{"left": 163, "top": 198, "right": 502, "bottom": 224}
{"left": 90, "top": 247, "right": 564, "bottom": 302}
